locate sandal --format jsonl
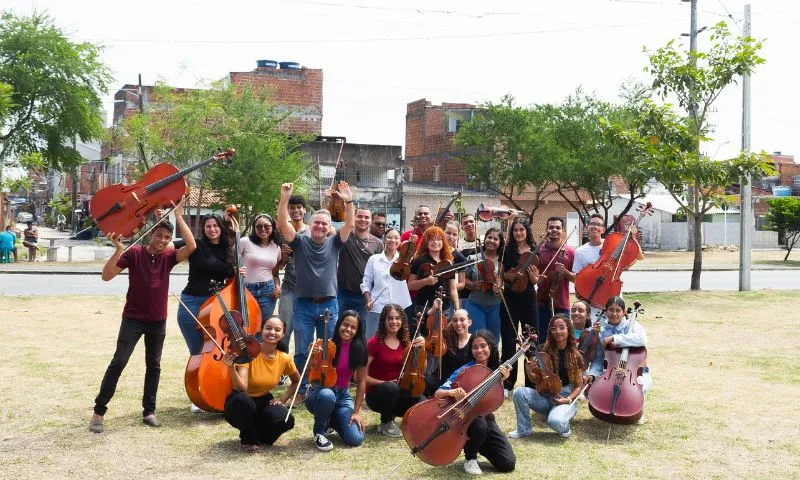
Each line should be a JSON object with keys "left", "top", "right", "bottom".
{"left": 241, "top": 444, "right": 263, "bottom": 454}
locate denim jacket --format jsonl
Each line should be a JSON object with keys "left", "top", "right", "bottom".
{"left": 587, "top": 318, "right": 648, "bottom": 378}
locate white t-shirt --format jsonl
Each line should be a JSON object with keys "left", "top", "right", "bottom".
{"left": 572, "top": 241, "right": 603, "bottom": 275}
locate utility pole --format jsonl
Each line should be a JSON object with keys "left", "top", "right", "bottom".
{"left": 136, "top": 73, "right": 151, "bottom": 170}
{"left": 682, "top": 0, "right": 699, "bottom": 251}
{"left": 739, "top": 4, "right": 752, "bottom": 291}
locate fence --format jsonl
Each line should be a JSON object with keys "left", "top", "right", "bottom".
{"left": 658, "top": 222, "right": 778, "bottom": 250}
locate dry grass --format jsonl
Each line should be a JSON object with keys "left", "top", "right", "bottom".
{"left": 1, "top": 292, "right": 799, "bottom": 479}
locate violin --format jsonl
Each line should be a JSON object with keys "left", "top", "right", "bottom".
{"left": 398, "top": 312, "right": 428, "bottom": 398}
{"left": 504, "top": 250, "right": 539, "bottom": 293}
{"left": 390, "top": 234, "right": 417, "bottom": 281}
{"left": 425, "top": 288, "right": 447, "bottom": 376}
{"left": 308, "top": 309, "right": 338, "bottom": 388}
{"left": 588, "top": 302, "right": 647, "bottom": 425}
{"left": 324, "top": 143, "right": 347, "bottom": 222}
{"left": 548, "top": 249, "right": 567, "bottom": 298}
{"left": 418, "top": 259, "right": 454, "bottom": 279}
{"left": 521, "top": 326, "right": 562, "bottom": 396}
{"left": 578, "top": 312, "right": 603, "bottom": 370}
{"left": 401, "top": 335, "right": 534, "bottom": 466}
{"left": 184, "top": 214, "right": 262, "bottom": 413}
{"left": 575, "top": 203, "right": 653, "bottom": 308}
{"left": 475, "top": 236, "right": 499, "bottom": 293}
{"left": 90, "top": 149, "right": 234, "bottom": 238}
{"left": 433, "top": 189, "right": 463, "bottom": 230}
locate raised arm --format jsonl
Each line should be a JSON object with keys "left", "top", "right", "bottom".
{"left": 174, "top": 199, "right": 196, "bottom": 262}
{"left": 101, "top": 233, "right": 125, "bottom": 281}
{"left": 334, "top": 180, "right": 355, "bottom": 243}
{"left": 278, "top": 183, "right": 296, "bottom": 244}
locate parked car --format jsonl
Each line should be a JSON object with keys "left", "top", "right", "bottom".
{"left": 16, "top": 212, "right": 34, "bottom": 223}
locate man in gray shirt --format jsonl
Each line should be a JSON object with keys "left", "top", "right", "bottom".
{"left": 337, "top": 207, "right": 383, "bottom": 324}
{"left": 278, "top": 181, "right": 354, "bottom": 398}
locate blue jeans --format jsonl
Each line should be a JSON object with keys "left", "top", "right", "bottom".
{"left": 366, "top": 311, "right": 381, "bottom": 340}
{"left": 305, "top": 386, "right": 364, "bottom": 446}
{"left": 247, "top": 280, "right": 277, "bottom": 329}
{"left": 466, "top": 300, "right": 501, "bottom": 343}
{"left": 294, "top": 297, "right": 338, "bottom": 394}
{"left": 337, "top": 287, "right": 367, "bottom": 325}
{"left": 512, "top": 385, "right": 576, "bottom": 435}
{"left": 277, "top": 289, "right": 296, "bottom": 351}
{"left": 177, "top": 292, "right": 207, "bottom": 355}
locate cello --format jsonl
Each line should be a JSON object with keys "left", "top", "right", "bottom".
{"left": 401, "top": 333, "right": 534, "bottom": 466}
{"left": 587, "top": 301, "right": 647, "bottom": 425}
{"left": 575, "top": 203, "right": 653, "bottom": 308}
{"left": 90, "top": 149, "right": 234, "bottom": 238}
{"left": 184, "top": 213, "right": 262, "bottom": 413}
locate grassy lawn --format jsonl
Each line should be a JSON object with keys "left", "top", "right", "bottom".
{"left": 1, "top": 292, "right": 798, "bottom": 479}
{"left": 635, "top": 249, "right": 793, "bottom": 265}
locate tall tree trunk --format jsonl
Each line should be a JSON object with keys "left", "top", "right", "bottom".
{"left": 690, "top": 208, "right": 703, "bottom": 290}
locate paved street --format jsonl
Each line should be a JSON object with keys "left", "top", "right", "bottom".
{"left": 1, "top": 270, "right": 797, "bottom": 296}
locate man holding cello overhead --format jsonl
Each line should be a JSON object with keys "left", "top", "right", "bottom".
{"left": 89, "top": 198, "right": 196, "bottom": 433}
{"left": 277, "top": 181, "right": 355, "bottom": 404}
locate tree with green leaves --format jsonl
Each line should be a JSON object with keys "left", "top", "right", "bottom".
{"left": 765, "top": 197, "right": 800, "bottom": 261}
{"left": 453, "top": 95, "right": 561, "bottom": 218}
{"left": 645, "top": 22, "right": 771, "bottom": 290}
{"left": 121, "top": 81, "right": 313, "bottom": 233}
{"left": 0, "top": 11, "right": 111, "bottom": 181}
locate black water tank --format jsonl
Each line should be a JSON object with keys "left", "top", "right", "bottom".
{"left": 279, "top": 61, "right": 301, "bottom": 70}
{"left": 256, "top": 59, "right": 278, "bottom": 68}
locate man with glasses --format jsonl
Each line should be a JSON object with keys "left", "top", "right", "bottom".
{"left": 370, "top": 212, "right": 387, "bottom": 239}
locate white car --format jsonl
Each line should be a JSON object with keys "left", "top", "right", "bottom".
{"left": 16, "top": 212, "right": 34, "bottom": 223}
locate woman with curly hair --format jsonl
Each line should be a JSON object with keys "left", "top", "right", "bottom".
{"left": 407, "top": 226, "right": 459, "bottom": 331}
{"left": 508, "top": 313, "right": 584, "bottom": 439}
{"left": 365, "top": 304, "right": 425, "bottom": 438}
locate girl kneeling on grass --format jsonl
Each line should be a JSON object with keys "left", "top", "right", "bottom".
{"left": 508, "top": 314, "right": 584, "bottom": 439}
{"left": 304, "top": 310, "right": 367, "bottom": 452}
{"left": 223, "top": 316, "right": 301, "bottom": 453}
{"left": 434, "top": 330, "right": 516, "bottom": 475}
{"left": 586, "top": 296, "right": 652, "bottom": 424}
{"left": 365, "top": 304, "right": 425, "bottom": 438}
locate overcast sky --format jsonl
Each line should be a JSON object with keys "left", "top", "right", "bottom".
{"left": 7, "top": 0, "right": 799, "bottom": 161}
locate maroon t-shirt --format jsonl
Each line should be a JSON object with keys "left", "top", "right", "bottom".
{"left": 117, "top": 245, "right": 179, "bottom": 321}
{"left": 536, "top": 242, "right": 575, "bottom": 310}
{"left": 367, "top": 336, "right": 405, "bottom": 393}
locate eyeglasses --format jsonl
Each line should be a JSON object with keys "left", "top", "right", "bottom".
{"left": 373, "top": 222, "right": 386, "bottom": 227}
{"left": 588, "top": 222, "right": 604, "bottom": 227}
{"left": 255, "top": 224, "right": 272, "bottom": 230}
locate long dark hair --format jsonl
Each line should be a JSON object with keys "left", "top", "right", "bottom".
{"left": 199, "top": 215, "right": 234, "bottom": 267}
{"left": 248, "top": 213, "right": 280, "bottom": 246}
{"left": 263, "top": 315, "right": 289, "bottom": 353}
{"left": 376, "top": 304, "right": 410, "bottom": 348}
{"left": 466, "top": 330, "right": 500, "bottom": 370}
{"left": 481, "top": 227, "right": 505, "bottom": 255}
{"left": 503, "top": 220, "right": 533, "bottom": 266}
{"left": 332, "top": 310, "right": 367, "bottom": 369}
{"left": 542, "top": 313, "right": 582, "bottom": 386}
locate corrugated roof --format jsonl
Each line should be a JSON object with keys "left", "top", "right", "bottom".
{"left": 186, "top": 187, "right": 224, "bottom": 208}
{"left": 403, "top": 183, "right": 496, "bottom": 198}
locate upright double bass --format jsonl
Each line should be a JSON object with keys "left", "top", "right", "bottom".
{"left": 184, "top": 210, "right": 262, "bottom": 412}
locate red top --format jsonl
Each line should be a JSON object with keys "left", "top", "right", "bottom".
{"left": 536, "top": 242, "right": 575, "bottom": 310}
{"left": 400, "top": 228, "right": 425, "bottom": 247}
{"left": 367, "top": 336, "right": 404, "bottom": 393}
{"left": 117, "top": 245, "right": 179, "bottom": 321}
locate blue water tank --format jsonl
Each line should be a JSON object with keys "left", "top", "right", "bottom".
{"left": 256, "top": 59, "right": 278, "bottom": 69}
{"left": 279, "top": 61, "right": 301, "bottom": 70}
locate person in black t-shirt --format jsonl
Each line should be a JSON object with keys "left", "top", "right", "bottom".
{"left": 407, "top": 226, "right": 460, "bottom": 333}
{"left": 176, "top": 215, "right": 235, "bottom": 356}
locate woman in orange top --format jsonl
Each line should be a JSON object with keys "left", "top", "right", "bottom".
{"left": 223, "top": 316, "right": 301, "bottom": 453}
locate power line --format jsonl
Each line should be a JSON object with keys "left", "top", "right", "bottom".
{"left": 85, "top": 18, "right": 684, "bottom": 46}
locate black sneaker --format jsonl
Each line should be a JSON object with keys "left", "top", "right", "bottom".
{"left": 315, "top": 433, "right": 333, "bottom": 452}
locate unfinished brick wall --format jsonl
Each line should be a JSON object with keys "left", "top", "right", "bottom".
{"left": 405, "top": 98, "right": 472, "bottom": 186}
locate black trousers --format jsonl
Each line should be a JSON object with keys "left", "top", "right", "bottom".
{"left": 224, "top": 391, "right": 295, "bottom": 445}
{"left": 94, "top": 318, "right": 166, "bottom": 416}
{"left": 365, "top": 381, "right": 421, "bottom": 424}
{"left": 501, "top": 290, "right": 537, "bottom": 391}
{"left": 464, "top": 414, "right": 516, "bottom": 472}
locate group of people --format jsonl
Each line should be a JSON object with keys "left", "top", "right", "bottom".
{"left": 0, "top": 222, "right": 39, "bottom": 262}
{"left": 88, "top": 184, "right": 652, "bottom": 476}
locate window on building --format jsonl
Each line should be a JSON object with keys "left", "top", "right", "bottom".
{"left": 356, "top": 170, "right": 361, "bottom": 183}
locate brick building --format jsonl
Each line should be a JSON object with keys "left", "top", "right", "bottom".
{"left": 228, "top": 60, "right": 323, "bottom": 136}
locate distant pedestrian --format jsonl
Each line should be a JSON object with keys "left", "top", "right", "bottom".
{"left": 0, "top": 226, "right": 18, "bottom": 262}
{"left": 22, "top": 222, "right": 38, "bottom": 262}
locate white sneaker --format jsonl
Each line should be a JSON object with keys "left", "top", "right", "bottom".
{"left": 190, "top": 403, "right": 203, "bottom": 413}
{"left": 636, "top": 416, "right": 646, "bottom": 425}
{"left": 314, "top": 433, "right": 334, "bottom": 452}
{"left": 503, "top": 389, "right": 511, "bottom": 400}
{"left": 507, "top": 429, "right": 532, "bottom": 439}
{"left": 463, "top": 459, "right": 482, "bottom": 475}
{"left": 379, "top": 421, "right": 402, "bottom": 438}
{"left": 559, "top": 428, "right": 572, "bottom": 438}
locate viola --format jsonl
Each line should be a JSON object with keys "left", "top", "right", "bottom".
{"left": 504, "top": 250, "right": 539, "bottom": 293}
{"left": 184, "top": 217, "right": 262, "bottom": 413}
{"left": 418, "top": 259, "right": 454, "bottom": 279}
{"left": 577, "top": 313, "right": 603, "bottom": 370}
{"left": 521, "top": 326, "right": 562, "bottom": 396}
{"left": 401, "top": 336, "right": 533, "bottom": 466}
{"left": 588, "top": 302, "right": 647, "bottom": 425}
{"left": 390, "top": 234, "right": 417, "bottom": 281}
{"left": 398, "top": 313, "right": 428, "bottom": 398}
{"left": 308, "top": 309, "right": 338, "bottom": 388}
{"left": 433, "top": 189, "right": 463, "bottom": 230}
{"left": 425, "top": 288, "right": 447, "bottom": 374}
{"left": 90, "top": 149, "right": 234, "bottom": 238}
{"left": 324, "top": 144, "right": 347, "bottom": 222}
{"left": 548, "top": 249, "right": 567, "bottom": 298}
{"left": 575, "top": 203, "right": 653, "bottom": 308}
